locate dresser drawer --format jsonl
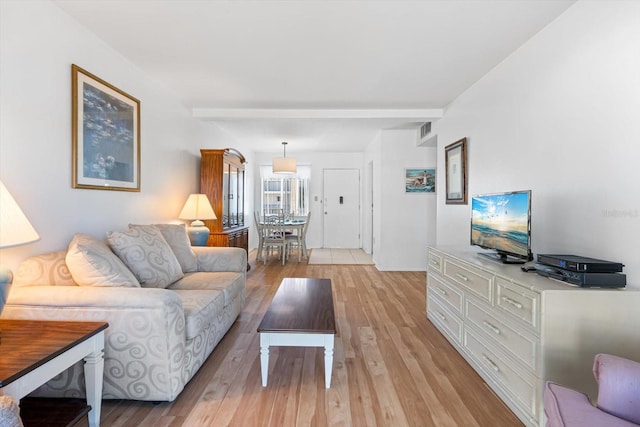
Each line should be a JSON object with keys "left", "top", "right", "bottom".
{"left": 428, "top": 295, "right": 463, "bottom": 345}
{"left": 428, "top": 275, "right": 463, "bottom": 315}
{"left": 465, "top": 298, "right": 537, "bottom": 371}
{"left": 444, "top": 258, "right": 493, "bottom": 303}
{"left": 427, "top": 250, "right": 443, "bottom": 274}
{"left": 464, "top": 330, "right": 537, "bottom": 420}
{"left": 495, "top": 277, "right": 540, "bottom": 331}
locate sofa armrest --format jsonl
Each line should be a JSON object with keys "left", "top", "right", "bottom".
{"left": 593, "top": 354, "right": 640, "bottom": 424}
{"left": 193, "top": 246, "right": 247, "bottom": 273}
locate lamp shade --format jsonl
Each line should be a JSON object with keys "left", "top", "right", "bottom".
{"left": 272, "top": 156, "right": 297, "bottom": 174}
{"left": 178, "top": 194, "right": 216, "bottom": 221}
{"left": 272, "top": 141, "right": 297, "bottom": 174}
{"left": 0, "top": 181, "right": 40, "bottom": 249}
{"left": 0, "top": 181, "right": 40, "bottom": 329}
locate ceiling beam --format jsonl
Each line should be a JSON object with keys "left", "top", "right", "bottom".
{"left": 192, "top": 108, "right": 443, "bottom": 121}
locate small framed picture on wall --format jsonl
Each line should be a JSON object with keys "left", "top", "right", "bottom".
{"left": 445, "top": 137, "right": 467, "bottom": 204}
{"left": 405, "top": 168, "right": 436, "bottom": 193}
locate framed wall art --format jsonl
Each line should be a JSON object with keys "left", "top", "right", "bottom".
{"left": 405, "top": 168, "right": 436, "bottom": 193}
{"left": 72, "top": 64, "right": 141, "bottom": 191}
{"left": 445, "top": 137, "right": 467, "bottom": 204}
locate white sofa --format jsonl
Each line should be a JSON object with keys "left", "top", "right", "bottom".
{"left": 2, "top": 224, "right": 246, "bottom": 402}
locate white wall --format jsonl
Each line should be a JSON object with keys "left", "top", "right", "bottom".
{"left": 371, "top": 129, "right": 437, "bottom": 271}
{"left": 251, "top": 151, "right": 363, "bottom": 253}
{"left": 436, "top": 1, "right": 640, "bottom": 289}
{"left": 253, "top": 139, "right": 436, "bottom": 271}
{"left": 0, "top": 1, "right": 224, "bottom": 269}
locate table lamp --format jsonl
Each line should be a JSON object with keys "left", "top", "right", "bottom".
{"left": 0, "top": 181, "right": 40, "bottom": 339}
{"left": 178, "top": 193, "right": 216, "bottom": 246}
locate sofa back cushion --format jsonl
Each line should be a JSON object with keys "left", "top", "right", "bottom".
{"left": 139, "top": 224, "right": 197, "bottom": 273}
{"left": 107, "top": 226, "right": 184, "bottom": 288}
{"left": 13, "top": 250, "right": 77, "bottom": 287}
{"left": 66, "top": 233, "right": 140, "bottom": 287}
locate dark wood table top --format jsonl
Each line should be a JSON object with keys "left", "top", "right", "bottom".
{"left": 0, "top": 319, "right": 109, "bottom": 388}
{"left": 258, "top": 278, "right": 335, "bottom": 334}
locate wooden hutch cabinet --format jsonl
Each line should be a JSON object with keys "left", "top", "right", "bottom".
{"left": 200, "top": 149, "right": 249, "bottom": 258}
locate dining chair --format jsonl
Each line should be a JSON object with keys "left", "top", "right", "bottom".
{"left": 286, "top": 211, "right": 311, "bottom": 261}
{"left": 262, "top": 216, "right": 288, "bottom": 265}
{"left": 254, "top": 210, "right": 265, "bottom": 262}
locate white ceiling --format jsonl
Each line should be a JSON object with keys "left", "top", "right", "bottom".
{"left": 54, "top": 0, "right": 575, "bottom": 152}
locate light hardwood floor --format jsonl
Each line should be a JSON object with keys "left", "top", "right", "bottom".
{"left": 81, "top": 252, "right": 523, "bottom": 427}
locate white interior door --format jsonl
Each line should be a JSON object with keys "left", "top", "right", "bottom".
{"left": 323, "top": 169, "right": 360, "bottom": 248}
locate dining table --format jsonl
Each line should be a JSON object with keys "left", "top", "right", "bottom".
{"left": 257, "top": 218, "right": 307, "bottom": 262}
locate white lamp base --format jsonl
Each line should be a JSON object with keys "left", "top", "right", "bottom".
{"left": 187, "top": 220, "right": 210, "bottom": 246}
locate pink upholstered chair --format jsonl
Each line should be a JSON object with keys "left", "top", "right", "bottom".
{"left": 544, "top": 354, "right": 640, "bottom": 427}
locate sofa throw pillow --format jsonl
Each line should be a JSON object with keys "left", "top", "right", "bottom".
{"left": 107, "top": 226, "right": 184, "bottom": 288}
{"left": 131, "top": 224, "right": 197, "bottom": 273}
{"left": 66, "top": 233, "right": 140, "bottom": 287}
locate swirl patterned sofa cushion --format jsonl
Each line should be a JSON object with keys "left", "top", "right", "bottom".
{"left": 131, "top": 224, "right": 198, "bottom": 273}
{"left": 107, "top": 226, "right": 184, "bottom": 289}
{"left": 13, "top": 250, "right": 76, "bottom": 287}
{"left": 66, "top": 233, "right": 140, "bottom": 287}
{"left": 3, "top": 230, "right": 247, "bottom": 402}
{"left": 169, "top": 271, "right": 245, "bottom": 307}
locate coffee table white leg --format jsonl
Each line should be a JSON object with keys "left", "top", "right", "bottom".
{"left": 260, "top": 333, "right": 270, "bottom": 387}
{"left": 324, "top": 334, "right": 335, "bottom": 388}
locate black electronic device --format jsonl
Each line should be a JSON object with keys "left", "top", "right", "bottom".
{"left": 534, "top": 263, "right": 626, "bottom": 288}
{"left": 537, "top": 254, "right": 624, "bottom": 273}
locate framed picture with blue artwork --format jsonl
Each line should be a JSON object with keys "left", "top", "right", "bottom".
{"left": 405, "top": 168, "right": 436, "bottom": 193}
{"left": 72, "top": 64, "right": 140, "bottom": 191}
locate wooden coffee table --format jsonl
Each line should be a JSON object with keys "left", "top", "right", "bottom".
{"left": 257, "top": 278, "right": 336, "bottom": 388}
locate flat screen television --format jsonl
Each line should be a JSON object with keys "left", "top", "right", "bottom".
{"left": 470, "top": 190, "right": 532, "bottom": 264}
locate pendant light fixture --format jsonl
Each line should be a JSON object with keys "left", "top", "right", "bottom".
{"left": 272, "top": 141, "right": 297, "bottom": 174}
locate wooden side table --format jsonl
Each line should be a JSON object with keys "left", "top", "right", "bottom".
{"left": 0, "top": 319, "right": 108, "bottom": 427}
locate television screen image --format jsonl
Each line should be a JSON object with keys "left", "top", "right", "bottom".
{"left": 471, "top": 190, "right": 531, "bottom": 262}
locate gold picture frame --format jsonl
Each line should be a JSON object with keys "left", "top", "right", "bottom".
{"left": 445, "top": 137, "right": 467, "bottom": 204}
{"left": 72, "top": 64, "right": 141, "bottom": 191}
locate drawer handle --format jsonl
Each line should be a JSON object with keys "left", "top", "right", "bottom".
{"left": 434, "top": 286, "right": 447, "bottom": 296}
{"left": 502, "top": 296, "right": 523, "bottom": 309}
{"left": 430, "top": 260, "right": 440, "bottom": 268}
{"left": 435, "top": 311, "right": 446, "bottom": 321}
{"left": 482, "top": 321, "right": 501, "bottom": 335}
{"left": 482, "top": 354, "right": 500, "bottom": 372}
{"left": 455, "top": 273, "right": 469, "bottom": 282}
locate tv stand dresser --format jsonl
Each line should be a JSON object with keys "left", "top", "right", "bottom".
{"left": 426, "top": 246, "right": 640, "bottom": 427}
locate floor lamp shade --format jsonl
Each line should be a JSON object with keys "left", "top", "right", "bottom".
{"left": 0, "top": 180, "right": 40, "bottom": 333}
{"left": 178, "top": 194, "right": 216, "bottom": 246}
